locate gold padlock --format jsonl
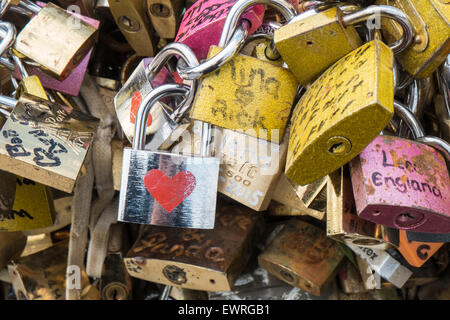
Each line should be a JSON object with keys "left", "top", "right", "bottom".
{"left": 13, "top": 3, "right": 98, "bottom": 79}
{"left": 124, "top": 203, "right": 263, "bottom": 291}
{"left": 376, "top": 0, "right": 450, "bottom": 79}
{"left": 258, "top": 219, "right": 345, "bottom": 296}
{"left": 108, "top": 0, "right": 157, "bottom": 57}
{"left": 285, "top": 40, "right": 394, "bottom": 186}
{"left": 146, "top": 0, "right": 184, "bottom": 39}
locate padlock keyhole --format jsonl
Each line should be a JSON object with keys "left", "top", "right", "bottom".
{"left": 394, "top": 211, "right": 425, "bottom": 229}
{"left": 150, "top": 4, "right": 171, "bottom": 17}
{"left": 280, "top": 270, "right": 294, "bottom": 283}
{"left": 326, "top": 136, "right": 352, "bottom": 156}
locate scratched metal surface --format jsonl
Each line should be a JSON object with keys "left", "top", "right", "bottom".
{"left": 118, "top": 148, "right": 220, "bottom": 229}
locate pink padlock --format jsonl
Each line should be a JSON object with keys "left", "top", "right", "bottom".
{"left": 14, "top": 3, "right": 100, "bottom": 96}
{"left": 350, "top": 135, "right": 450, "bottom": 233}
{"left": 175, "top": 0, "right": 265, "bottom": 60}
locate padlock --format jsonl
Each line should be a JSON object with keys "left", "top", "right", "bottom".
{"left": 174, "top": 0, "right": 265, "bottom": 60}
{"left": 350, "top": 102, "right": 450, "bottom": 233}
{"left": 0, "top": 92, "right": 99, "bottom": 193}
{"left": 397, "top": 230, "right": 443, "bottom": 268}
{"left": 0, "top": 231, "right": 26, "bottom": 270}
{"left": 375, "top": 0, "right": 450, "bottom": 79}
{"left": 12, "top": 2, "right": 98, "bottom": 79}
{"left": 327, "top": 166, "right": 396, "bottom": 250}
{"left": 346, "top": 243, "right": 413, "bottom": 288}
{"left": 189, "top": 0, "right": 298, "bottom": 141}
{"left": 100, "top": 253, "right": 132, "bottom": 300}
{"left": 118, "top": 83, "right": 220, "bottom": 228}
{"left": 11, "top": 53, "right": 47, "bottom": 100}
{"left": 123, "top": 202, "right": 263, "bottom": 291}
{"left": 285, "top": 39, "right": 396, "bottom": 186}
{"left": 258, "top": 219, "right": 345, "bottom": 296}
{"left": 271, "top": 173, "right": 327, "bottom": 220}
{"left": 0, "top": 177, "right": 55, "bottom": 231}
{"left": 108, "top": 0, "right": 156, "bottom": 57}
{"left": 11, "top": 10, "right": 100, "bottom": 96}
{"left": 338, "top": 259, "right": 367, "bottom": 294}
{"left": 355, "top": 255, "right": 380, "bottom": 290}
{"left": 146, "top": 0, "right": 184, "bottom": 39}
{"left": 8, "top": 241, "right": 99, "bottom": 300}
{"left": 274, "top": 5, "right": 413, "bottom": 85}
{"left": 406, "top": 230, "right": 450, "bottom": 243}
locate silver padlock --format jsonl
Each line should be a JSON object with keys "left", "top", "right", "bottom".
{"left": 118, "top": 83, "right": 220, "bottom": 229}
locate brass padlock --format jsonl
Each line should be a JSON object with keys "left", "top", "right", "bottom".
{"left": 285, "top": 39, "right": 394, "bottom": 186}
{"left": 124, "top": 203, "right": 263, "bottom": 291}
{"left": 258, "top": 219, "right": 345, "bottom": 296}
{"left": 146, "top": 0, "right": 184, "bottom": 39}
{"left": 0, "top": 92, "right": 99, "bottom": 193}
{"left": 376, "top": 0, "right": 450, "bottom": 79}
{"left": 8, "top": 241, "right": 100, "bottom": 300}
{"left": 274, "top": 5, "right": 413, "bottom": 85}
{"left": 0, "top": 231, "right": 26, "bottom": 270}
{"left": 326, "top": 166, "right": 396, "bottom": 250}
{"left": 101, "top": 253, "right": 132, "bottom": 300}
{"left": 108, "top": 0, "right": 157, "bottom": 57}
{"left": 13, "top": 2, "right": 98, "bottom": 79}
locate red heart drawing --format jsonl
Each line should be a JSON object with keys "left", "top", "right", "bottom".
{"left": 144, "top": 169, "right": 197, "bottom": 213}
{"left": 130, "top": 91, "right": 152, "bottom": 127}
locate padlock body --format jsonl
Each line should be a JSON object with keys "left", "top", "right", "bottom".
{"left": 376, "top": 0, "right": 450, "bottom": 79}
{"left": 350, "top": 135, "right": 450, "bottom": 233}
{"left": 258, "top": 219, "right": 344, "bottom": 296}
{"left": 274, "top": 6, "right": 362, "bottom": 85}
{"left": 0, "top": 93, "right": 99, "bottom": 193}
{"left": 175, "top": 0, "right": 265, "bottom": 59}
{"left": 14, "top": 3, "right": 98, "bottom": 79}
{"left": 398, "top": 230, "right": 443, "bottom": 268}
{"left": 191, "top": 46, "right": 298, "bottom": 141}
{"left": 114, "top": 58, "right": 169, "bottom": 143}
{"left": 118, "top": 148, "right": 219, "bottom": 229}
{"left": 286, "top": 40, "right": 394, "bottom": 186}
{"left": 147, "top": 0, "right": 184, "bottom": 39}
{"left": 124, "top": 204, "right": 262, "bottom": 291}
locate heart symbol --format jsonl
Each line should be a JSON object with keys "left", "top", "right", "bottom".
{"left": 144, "top": 169, "right": 196, "bottom": 213}
{"left": 130, "top": 91, "right": 152, "bottom": 127}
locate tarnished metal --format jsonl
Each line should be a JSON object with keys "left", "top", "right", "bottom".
{"left": 146, "top": 0, "right": 184, "bottom": 39}
{"left": 258, "top": 219, "right": 345, "bottom": 296}
{"left": 327, "top": 167, "right": 396, "bottom": 250}
{"left": 350, "top": 135, "right": 450, "bottom": 233}
{"left": 347, "top": 243, "right": 413, "bottom": 288}
{"left": 376, "top": 0, "right": 450, "bottom": 78}
{"left": 286, "top": 40, "right": 394, "bottom": 186}
{"left": 191, "top": 46, "right": 298, "bottom": 141}
{"left": 0, "top": 94, "right": 98, "bottom": 193}
{"left": 14, "top": 3, "right": 98, "bottom": 79}
{"left": 397, "top": 230, "right": 443, "bottom": 267}
{"left": 124, "top": 204, "right": 263, "bottom": 291}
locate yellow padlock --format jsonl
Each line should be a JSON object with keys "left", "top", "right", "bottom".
{"left": 376, "top": 0, "right": 450, "bottom": 79}
{"left": 286, "top": 39, "right": 394, "bottom": 186}
{"left": 191, "top": 45, "right": 298, "bottom": 141}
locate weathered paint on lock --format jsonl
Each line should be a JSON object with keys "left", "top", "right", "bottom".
{"left": 327, "top": 167, "right": 394, "bottom": 250}
{"left": 14, "top": 3, "right": 98, "bottom": 79}
{"left": 285, "top": 40, "right": 394, "bottom": 186}
{"left": 0, "top": 178, "right": 55, "bottom": 231}
{"left": 14, "top": 13, "right": 100, "bottom": 96}
{"left": 118, "top": 149, "right": 219, "bottom": 229}
{"left": 0, "top": 93, "right": 99, "bottom": 193}
{"left": 124, "top": 204, "right": 262, "bottom": 291}
{"left": 191, "top": 46, "right": 298, "bottom": 141}
{"left": 350, "top": 135, "right": 450, "bottom": 233}
{"left": 258, "top": 219, "right": 345, "bottom": 296}
{"left": 175, "top": 0, "right": 265, "bottom": 59}
{"left": 274, "top": 6, "right": 361, "bottom": 85}
{"left": 114, "top": 58, "right": 169, "bottom": 143}
{"left": 398, "top": 230, "right": 443, "bottom": 268}
{"left": 376, "top": 0, "right": 450, "bottom": 79}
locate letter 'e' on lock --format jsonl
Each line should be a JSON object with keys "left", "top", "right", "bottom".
{"left": 13, "top": 2, "right": 98, "bottom": 80}
{"left": 123, "top": 204, "right": 263, "bottom": 291}
{"left": 258, "top": 219, "right": 345, "bottom": 296}
{"left": 350, "top": 135, "right": 450, "bottom": 233}
{"left": 285, "top": 40, "right": 394, "bottom": 186}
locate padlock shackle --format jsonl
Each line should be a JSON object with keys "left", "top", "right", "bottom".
{"left": 342, "top": 5, "right": 413, "bottom": 54}
{"left": 0, "top": 0, "right": 12, "bottom": 17}
{"left": 393, "top": 101, "right": 425, "bottom": 139}
{"left": 218, "top": 0, "right": 297, "bottom": 48}
{"left": 176, "top": 22, "right": 249, "bottom": 80}
{"left": 17, "top": 0, "right": 40, "bottom": 14}
{"left": 10, "top": 50, "right": 28, "bottom": 78}
{"left": 0, "top": 21, "right": 15, "bottom": 58}
{"left": 133, "top": 84, "right": 190, "bottom": 151}
{"left": 416, "top": 136, "right": 450, "bottom": 163}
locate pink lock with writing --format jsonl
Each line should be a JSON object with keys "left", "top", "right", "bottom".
{"left": 175, "top": 0, "right": 265, "bottom": 60}
{"left": 350, "top": 135, "right": 450, "bottom": 233}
